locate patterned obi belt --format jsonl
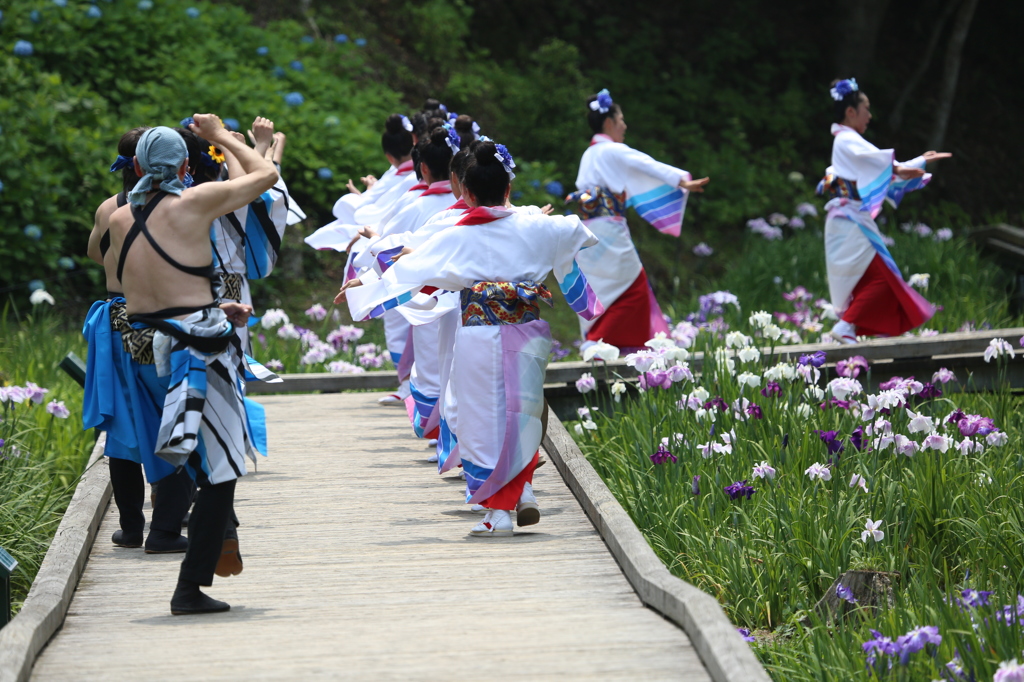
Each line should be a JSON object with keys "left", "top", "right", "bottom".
{"left": 460, "top": 281, "right": 553, "bottom": 327}
{"left": 817, "top": 173, "right": 860, "bottom": 202}
{"left": 109, "top": 298, "right": 155, "bottom": 365}
{"left": 566, "top": 186, "right": 628, "bottom": 220}
{"left": 218, "top": 272, "right": 244, "bottom": 303}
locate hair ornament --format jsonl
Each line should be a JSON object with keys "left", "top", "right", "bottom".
{"left": 477, "top": 134, "right": 492, "bottom": 143}
{"left": 589, "top": 88, "right": 614, "bottom": 114}
{"left": 472, "top": 121, "right": 481, "bottom": 136}
{"left": 183, "top": 172, "right": 194, "bottom": 188}
{"left": 442, "top": 123, "right": 461, "bottom": 153}
{"left": 399, "top": 114, "right": 413, "bottom": 132}
{"left": 447, "top": 111, "right": 459, "bottom": 125}
{"left": 830, "top": 78, "right": 859, "bottom": 102}
{"left": 493, "top": 143, "right": 516, "bottom": 179}
{"left": 109, "top": 155, "right": 135, "bottom": 173}
{"left": 438, "top": 103, "right": 448, "bottom": 117}
{"left": 180, "top": 116, "right": 195, "bottom": 129}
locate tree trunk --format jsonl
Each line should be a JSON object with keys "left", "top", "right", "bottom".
{"left": 927, "top": 0, "right": 980, "bottom": 150}
{"left": 808, "top": 570, "right": 898, "bottom": 624}
{"left": 834, "top": 0, "right": 893, "bottom": 79}
{"left": 889, "top": 0, "right": 959, "bottom": 133}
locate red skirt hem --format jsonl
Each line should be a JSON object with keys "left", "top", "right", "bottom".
{"left": 843, "top": 254, "right": 933, "bottom": 337}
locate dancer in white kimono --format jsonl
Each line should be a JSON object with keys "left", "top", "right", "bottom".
{"left": 817, "top": 78, "right": 950, "bottom": 343}
{"left": 350, "top": 125, "right": 456, "bottom": 425}
{"left": 339, "top": 141, "right": 604, "bottom": 536}
{"left": 304, "top": 114, "right": 417, "bottom": 251}
{"left": 572, "top": 89, "right": 709, "bottom": 352}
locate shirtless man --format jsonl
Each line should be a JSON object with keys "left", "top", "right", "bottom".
{"left": 108, "top": 114, "right": 278, "bottom": 614}
{"left": 84, "top": 126, "right": 195, "bottom": 554}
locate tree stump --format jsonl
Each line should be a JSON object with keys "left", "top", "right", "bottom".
{"left": 808, "top": 570, "right": 899, "bottom": 625}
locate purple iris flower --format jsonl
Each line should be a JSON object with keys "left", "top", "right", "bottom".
{"left": 836, "top": 584, "right": 858, "bottom": 604}
{"left": 782, "top": 433, "right": 789, "bottom": 449}
{"left": 820, "top": 398, "right": 852, "bottom": 410}
{"left": 896, "top": 626, "right": 941, "bottom": 665}
{"left": 918, "top": 382, "right": 942, "bottom": 399}
{"left": 862, "top": 629, "right": 900, "bottom": 670}
{"left": 879, "top": 375, "right": 913, "bottom": 391}
{"left": 960, "top": 589, "right": 993, "bottom": 608}
{"left": 737, "top": 627, "right": 755, "bottom": 643}
{"left": 850, "top": 426, "right": 866, "bottom": 451}
{"left": 760, "top": 381, "right": 781, "bottom": 398}
{"left": 650, "top": 445, "right": 677, "bottom": 465}
{"left": 691, "top": 475, "right": 701, "bottom": 495}
{"left": 798, "top": 350, "right": 827, "bottom": 368}
{"left": 836, "top": 355, "right": 869, "bottom": 378}
{"left": 724, "top": 480, "right": 756, "bottom": 500}
{"left": 958, "top": 414, "right": 997, "bottom": 437}
{"left": 704, "top": 396, "right": 729, "bottom": 412}
{"left": 815, "top": 430, "right": 845, "bottom": 455}
{"left": 640, "top": 369, "right": 672, "bottom": 391}
{"left": 746, "top": 403, "right": 764, "bottom": 420}
{"left": 947, "top": 408, "right": 966, "bottom": 425}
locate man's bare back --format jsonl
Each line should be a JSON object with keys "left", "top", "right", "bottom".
{"left": 107, "top": 114, "right": 278, "bottom": 319}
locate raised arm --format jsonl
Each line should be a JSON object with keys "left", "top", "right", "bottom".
{"left": 186, "top": 114, "right": 279, "bottom": 221}
{"left": 87, "top": 203, "right": 107, "bottom": 265}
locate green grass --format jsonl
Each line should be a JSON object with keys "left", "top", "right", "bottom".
{"left": 0, "top": 306, "right": 94, "bottom": 614}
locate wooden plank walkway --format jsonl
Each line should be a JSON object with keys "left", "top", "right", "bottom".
{"left": 30, "top": 393, "right": 709, "bottom": 681}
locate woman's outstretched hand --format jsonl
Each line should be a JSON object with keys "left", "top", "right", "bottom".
{"left": 334, "top": 279, "right": 364, "bottom": 305}
{"left": 681, "top": 177, "right": 710, "bottom": 192}
{"left": 895, "top": 165, "right": 926, "bottom": 180}
{"left": 922, "top": 151, "right": 953, "bottom": 163}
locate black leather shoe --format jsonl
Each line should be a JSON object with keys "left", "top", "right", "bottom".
{"left": 144, "top": 530, "right": 189, "bottom": 554}
{"left": 170, "top": 590, "right": 230, "bottom": 615}
{"left": 112, "top": 529, "right": 143, "bottom": 548}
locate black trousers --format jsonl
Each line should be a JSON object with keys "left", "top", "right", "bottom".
{"left": 178, "top": 478, "right": 236, "bottom": 586}
{"left": 108, "top": 458, "right": 145, "bottom": 535}
{"left": 108, "top": 458, "right": 194, "bottom": 535}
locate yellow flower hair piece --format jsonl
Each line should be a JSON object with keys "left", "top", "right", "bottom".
{"left": 207, "top": 145, "right": 225, "bottom": 165}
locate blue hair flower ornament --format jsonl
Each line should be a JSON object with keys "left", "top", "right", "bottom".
{"left": 400, "top": 114, "right": 413, "bottom": 132}
{"left": 493, "top": 143, "right": 516, "bottom": 179}
{"left": 109, "top": 155, "right": 134, "bottom": 172}
{"left": 830, "top": 78, "right": 859, "bottom": 102}
{"left": 442, "top": 123, "right": 461, "bottom": 153}
{"left": 180, "top": 116, "right": 195, "bottom": 128}
{"left": 589, "top": 88, "right": 614, "bottom": 114}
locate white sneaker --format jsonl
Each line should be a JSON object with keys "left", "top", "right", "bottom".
{"left": 831, "top": 320, "right": 858, "bottom": 345}
{"left": 377, "top": 379, "right": 412, "bottom": 405}
{"left": 458, "top": 470, "right": 465, "bottom": 480}
{"left": 516, "top": 482, "right": 540, "bottom": 527}
{"left": 471, "top": 504, "right": 486, "bottom": 512}
{"left": 428, "top": 439, "right": 438, "bottom": 447}
{"left": 469, "top": 509, "right": 513, "bottom": 536}
{"left": 427, "top": 453, "right": 439, "bottom": 463}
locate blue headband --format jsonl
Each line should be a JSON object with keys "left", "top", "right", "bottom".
{"left": 109, "top": 155, "right": 134, "bottom": 173}
{"left": 126, "top": 126, "right": 188, "bottom": 205}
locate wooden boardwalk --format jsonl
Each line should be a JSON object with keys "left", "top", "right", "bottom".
{"left": 30, "top": 393, "right": 709, "bottom": 681}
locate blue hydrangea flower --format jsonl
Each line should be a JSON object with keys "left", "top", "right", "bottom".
{"left": 317, "top": 168, "right": 333, "bottom": 180}
{"left": 355, "top": 38, "right": 367, "bottom": 47}
{"left": 28, "top": 280, "right": 45, "bottom": 292}
{"left": 57, "top": 257, "right": 75, "bottom": 270}
{"left": 530, "top": 179, "right": 540, "bottom": 189}
{"left": 334, "top": 34, "right": 348, "bottom": 43}
{"left": 223, "top": 118, "right": 240, "bottom": 131}
{"left": 283, "top": 92, "right": 304, "bottom": 106}
{"left": 0, "top": 180, "right": 5, "bottom": 193}
{"left": 545, "top": 181, "right": 563, "bottom": 196}
{"left": 185, "top": 7, "right": 200, "bottom": 18}
{"left": 54, "top": 0, "right": 68, "bottom": 7}
{"left": 301, "top": 35, "right": 314, "bottom": 44}
{"left": 86, "top": 6, "right": 102, "bottom": 18}
{"left": 30, "top": 10, "right": 41, "bottom": 23}
{"left": 137, "top": 0, "right": 153, "bottom": 9}
{"left": 289, "top": 60, "right": 303, "bottom": 71}
{"left": 0, "top": 10, "right": 5, "bottom": 21}
{"left": 256, "top": 46, "right": 269, "bottom": 55}
{"left": 272, "top": 66, "right": 286, "bottom": 78}
{"left": 24, "top": 224, "right": 42, "bottom": 240}
{"left": 511, "top": 190, "right": 523, "bottom": 201}
{"left": 323, "top": 115, "right": 340, "bottom": 126}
